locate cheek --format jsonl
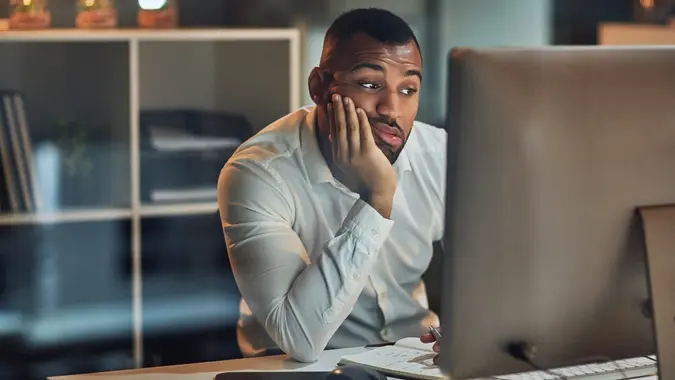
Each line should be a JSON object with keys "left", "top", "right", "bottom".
{"left": 401, "top": 102, "right": 418, "bottom": 138}
{"left": 330, "top": 86, "right": 378, "bottom": 110}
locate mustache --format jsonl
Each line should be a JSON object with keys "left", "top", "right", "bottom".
{"left": 369, "top": 117, "right": 403, "bottom": 137}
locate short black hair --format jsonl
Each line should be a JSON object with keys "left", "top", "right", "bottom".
{"left": 320, "top": 8, "right": 421, "bottom": 67}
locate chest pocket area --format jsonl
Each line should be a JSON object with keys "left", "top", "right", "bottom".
{"left": 384, "top": 191, "right": 435, "bottom": 281}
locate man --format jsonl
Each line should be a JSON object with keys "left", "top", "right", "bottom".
{"left": 217, "top": 7, "right": 446, "bottom": 363}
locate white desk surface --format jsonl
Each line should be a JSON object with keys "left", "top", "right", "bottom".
{"left": 49, "top": 347, "right": 381, "bottom": 380}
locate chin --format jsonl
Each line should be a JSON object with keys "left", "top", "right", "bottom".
{"left": 377, "top": 145, "right": 400, "bottom": 164}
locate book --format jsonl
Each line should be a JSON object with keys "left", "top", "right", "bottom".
{"left": 0, "top": 91, "right": 40, "bottom": 213}
{"left": 0, "top": 92, "right": 20, "bottom": 212}
{"left": 3, "top": 93, "right": 31, "bottom": 212}
{"left": 339, "top": 337, "right": 448, "bottom": 380}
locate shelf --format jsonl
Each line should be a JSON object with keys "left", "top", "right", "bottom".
{"left": 139, "top": 202, "right": 218, "bottom": 217}
{"left": 0, "top": 203, "right": 221, "bottom": 224}
{"left": 599, "top": 23, "right": 675, "bottom": 45}
{"left": 0, "top": 208, "right": 132, "bottom": 225}
{"left": 0, "top": 28, "right": 300, "bottom": 43}
{"left": 10, "top": 290, "right": 240, "bottom": 347}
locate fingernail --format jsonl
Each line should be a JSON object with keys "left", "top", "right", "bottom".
{"left": 333, "top": 93, "right": 340, "bottom": 101}
{"left": 343, "top": 97, "right": 350, "bottom": 105}
{"left": 356, "top": 108, "right": 362, "bottom": 114}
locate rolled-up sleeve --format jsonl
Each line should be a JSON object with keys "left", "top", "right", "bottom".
{"left": 217, "top": 158, "right": 393, "bottom": 363}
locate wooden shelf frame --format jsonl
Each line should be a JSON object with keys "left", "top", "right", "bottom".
{"left": 0, "top": 28, "right": 302, "bottom": 369}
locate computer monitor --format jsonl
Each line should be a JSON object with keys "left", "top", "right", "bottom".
{"left": 440, "top": 47, "right": 675, "bottom": 379}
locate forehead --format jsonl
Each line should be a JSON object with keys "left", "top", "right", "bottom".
{"left": 333, "top": 33, "right": 422, "bottom": 72}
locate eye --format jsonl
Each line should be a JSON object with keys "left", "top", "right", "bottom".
{"left": 401, "top": 87, "right": 419, "bottom": 96}
{"left": 358, "top": 81, "right": 381, "bottom": 90}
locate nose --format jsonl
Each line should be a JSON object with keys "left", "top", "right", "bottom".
{"left": 375, "top": 89, "right": 401, "bottom": 122}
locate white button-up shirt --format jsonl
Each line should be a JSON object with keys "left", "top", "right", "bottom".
{"left": 217, "top": 106, "right": 447, "bottom": 362}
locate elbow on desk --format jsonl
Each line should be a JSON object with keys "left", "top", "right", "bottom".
{"left": 287, "top": 346, "right": 322, "bottom": 363}
{"left": 275, "top": 336, "right": 324, "bottom": 363}
{"left": 269, "top": 330, "right": 325, "bottom": 363}
{"left": 264, "top": 303, "right": 329, "bottom": 363}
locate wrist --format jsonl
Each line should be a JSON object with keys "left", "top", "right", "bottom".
{"left": 364, "top": 190, "right": 394, "bottom": 219}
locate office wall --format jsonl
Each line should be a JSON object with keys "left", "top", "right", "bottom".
{"left": 429, "top": 0, "right": 553, "bottom": 125}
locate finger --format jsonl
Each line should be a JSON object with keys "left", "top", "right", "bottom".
{"left": 420, "top": 333, "right": 435, "bottom": 343}
{"left": 433, "top": 354, "right": 440, "bottom": 365}
{"left": 332, "top": 94, "right": 348, "bottom": 161}
{"left": 433, "top": 341, "right": 440, "bottom": 353}
{"left": 344, "top": 97, "right": 360, "bottom": 158}
{"left": 356, "top": 108, "right": 375, "bottom": 148}
{"left": 327, "top": 104, "right": 337, "bottom": 161}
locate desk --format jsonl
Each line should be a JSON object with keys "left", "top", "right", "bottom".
{"left": 49, "top": 347, "right": 376, "bottom": 380}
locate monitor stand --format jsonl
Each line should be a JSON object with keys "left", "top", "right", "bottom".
{"left": 638, "top": 205, "right": 675, "bottom": 380}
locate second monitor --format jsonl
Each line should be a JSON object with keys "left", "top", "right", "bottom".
{"left": 440, "top": 47, "right": 675, "bottom": 379}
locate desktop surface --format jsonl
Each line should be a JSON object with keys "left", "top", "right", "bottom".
{"left": 441, "top": 46, "right": 675, "bottom": 379}
{"left": 48, "top": 345, "right": 658, "bottom": 380}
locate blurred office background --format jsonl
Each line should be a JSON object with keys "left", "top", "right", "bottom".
{"left": 0, "top": 0, "right": 660, "bottom": 378}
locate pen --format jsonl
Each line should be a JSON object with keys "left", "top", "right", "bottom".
{"left": 429, "top": 325, "right": 442, "bottom": 341}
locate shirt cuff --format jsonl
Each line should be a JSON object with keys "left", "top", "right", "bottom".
{"left": 341, "top": 199, "right": 395, "bottom": 253}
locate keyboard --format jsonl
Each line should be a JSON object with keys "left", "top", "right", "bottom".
{"left": 495, "top": 356, "right": 658, "bottom": 380}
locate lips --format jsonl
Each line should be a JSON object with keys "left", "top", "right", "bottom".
{"left": 371, "top": 122, "right": 403, "bottom": 150}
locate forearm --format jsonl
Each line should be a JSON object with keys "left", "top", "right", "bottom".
{"left": 365, "top": 193, "right": 393, "bottom": 219}
{"left": 361, "top": 189, "right": 395, "bottom": 220}
{"left": 240, "top": 200, "right": 393, "bottom": 362}
{"left": 266, "top": 233, "right": 378, "bottom": 361}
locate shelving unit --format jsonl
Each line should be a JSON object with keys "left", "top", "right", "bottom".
{"left": 599, "top": 23, "right": 675, "bottom": 45}
{"left": 0, "top": 28, "right": 302, "bottom": 376}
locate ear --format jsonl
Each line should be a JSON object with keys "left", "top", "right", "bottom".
{"left": 308, "top": 67, "right": 329, "bottom": 106}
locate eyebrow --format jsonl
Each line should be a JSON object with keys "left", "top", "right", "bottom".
{"left": 350, "top": 63, "right": 423, "bottom": 81}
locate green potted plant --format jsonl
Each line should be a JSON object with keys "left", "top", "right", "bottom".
{"left": 55, "top": 120, "right": 94, "bottom": 207}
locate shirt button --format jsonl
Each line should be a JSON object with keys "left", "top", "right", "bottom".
{"left": 371, "top": 229, "right": 378, "bottom": 236}
{"left": 353, "top": 272, "right": 360, "bottom": 279}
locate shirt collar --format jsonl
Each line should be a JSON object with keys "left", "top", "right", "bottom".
{"left": 300, "top": 106, "right": 412, "bottom": 185}
{"left": 301, "top": 107, "right": 334, "bottom": 185}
